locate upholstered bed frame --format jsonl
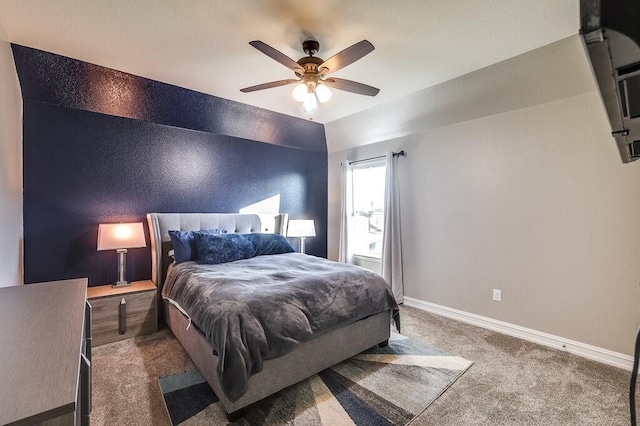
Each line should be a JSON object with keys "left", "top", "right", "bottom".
{"left": 146, "top": 213, "right": 391, "bottom": 420}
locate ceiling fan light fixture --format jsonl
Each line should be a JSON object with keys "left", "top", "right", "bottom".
{"left": 302, "top": 91, "right": 318, "bottom": 113}
{"left": 242, "top": 39, "right": 378, "bottom": 115}
{"left": 292, "top": 82, "right": 307, "bottom": 102}
{"left": 315, "top": 83, "right": 332, "bottom": 103}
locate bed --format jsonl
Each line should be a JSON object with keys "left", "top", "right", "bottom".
{"left": 146, "top": 212, "right": 397, "bottom": 420}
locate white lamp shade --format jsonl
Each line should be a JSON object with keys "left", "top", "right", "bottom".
{"left": 287, "top": 220, "right": 316, "bottom": 238}
{"left": 315, "top": 83, "right": 332, "bottom": 103}
{"left": 97, "top": 222, "right": 147, "bottom": 251}
{"left": 292, "top": 82, "right": 308, "bottom": 102}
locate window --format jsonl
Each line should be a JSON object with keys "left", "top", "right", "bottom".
{"left": 351, "top": 160, "right": 386, "bottom": 257}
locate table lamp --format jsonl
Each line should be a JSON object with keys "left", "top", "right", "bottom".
{"left": 287, "top": 219, "right": 316, "bottom": 254}
{"left": 97, "top": 222, "right": 147, "bottom": 287}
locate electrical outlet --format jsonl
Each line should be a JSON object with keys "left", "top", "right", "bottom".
{"left": 492, "top": 289, "right": 502, "bottom": 302}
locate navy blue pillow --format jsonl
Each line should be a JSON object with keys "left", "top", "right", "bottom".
{"left": 194, "top": 233, "right": 254, "bottom": 265}
{"left": 168, "top": 229, "right": 227, "bottom": 263}
{"left": 245, "top": 233, "right": 294, "bottom": 256}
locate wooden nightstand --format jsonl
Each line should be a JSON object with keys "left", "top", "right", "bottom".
{"left": 87, "top": 280, "right": 158, "bottom": 346}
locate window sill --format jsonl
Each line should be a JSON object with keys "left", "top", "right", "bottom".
{"left": 353, "top": 253, "right": 381, "bottom": 261}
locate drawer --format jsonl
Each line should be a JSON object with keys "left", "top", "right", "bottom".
{"left": 90, "top": 290, "right": 157, "bottom": 346}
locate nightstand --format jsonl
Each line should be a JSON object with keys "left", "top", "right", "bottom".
{"left": 87, "top": 280, "right": 158, "bottom": 346}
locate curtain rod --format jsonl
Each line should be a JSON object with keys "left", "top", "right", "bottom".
{"left": 348, "top": 150, "right": 406, "bottom": 165}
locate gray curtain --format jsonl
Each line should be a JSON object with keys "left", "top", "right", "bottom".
{"left": 339, "top": 161, "right": 354, "bottom": 264}
{"left": 381, "top": 152, "right": 403, "bottom": 302}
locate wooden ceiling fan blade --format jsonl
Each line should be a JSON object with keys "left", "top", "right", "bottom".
{"left": 249, "top": 41, "right": 304, "bottom": 74}
{"left": 319, "top": 40, "right": 375, "bottom": 74}
{"left": 240, "top": 79, "right": 300, "bottom": 93}
{"left": 324, "top": 78, "right": 380, "bottom": 96}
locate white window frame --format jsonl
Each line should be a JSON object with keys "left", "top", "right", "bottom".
{"left": 349, "top": 158, "right": 386, "bottom": 260}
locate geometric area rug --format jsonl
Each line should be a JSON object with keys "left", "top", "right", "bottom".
{"left": 159, "top": 333, "right": 473, "bottom": 425}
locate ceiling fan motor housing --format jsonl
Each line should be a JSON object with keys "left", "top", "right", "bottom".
{"left": 296, "top": 56, "right": 324, "bottom": 78}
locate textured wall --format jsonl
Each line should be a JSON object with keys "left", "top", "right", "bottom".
{"left": 14, "top": 45, "right": 327, "bottom": 286}
{"left": 0, "top": 24, "right": 22, "bottom": 286}
{"left": 327, "top": 39, "right": 640, "bottom": 356}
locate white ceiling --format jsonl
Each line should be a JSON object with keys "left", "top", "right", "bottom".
{"left": 0, "top": 0, "right": 579, "bottom": 124}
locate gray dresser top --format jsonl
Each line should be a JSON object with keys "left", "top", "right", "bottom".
{"left": 0, "top": 278, "right": 87, "bottom": 425}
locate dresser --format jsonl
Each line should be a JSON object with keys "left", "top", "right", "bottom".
{"left": 0, "top": 278, "right": 91, "bottom": 426}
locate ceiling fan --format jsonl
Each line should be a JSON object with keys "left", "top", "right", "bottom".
{"left": 240, "top": 39, "right": 380, "bottom": 113}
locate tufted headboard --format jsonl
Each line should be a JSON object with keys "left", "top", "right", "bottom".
{"left": 146, "top": 213, "right": 289, "bottom": 292}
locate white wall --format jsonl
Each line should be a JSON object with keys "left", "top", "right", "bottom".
{"left": 0, "top": 22, "right": 23, "bottom": 286}
{"left": 327, "top": 37, "right": 640, "bottom": 356}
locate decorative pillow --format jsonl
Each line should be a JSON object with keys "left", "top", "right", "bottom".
{"left": 168, "top": 228, "right": 227, "bottom": 263}
{"left": 245, "top": 233, "right": 294, "bottom": 256}
{"left": 194, "top": 233, "right": 254, "bottom": 265}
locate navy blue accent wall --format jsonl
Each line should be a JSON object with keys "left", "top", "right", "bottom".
{"left": 14, "top": 45, "right": 328, "bottom": 286}
{"left": 12, "top": 45, "right": 326, "bottom": 153}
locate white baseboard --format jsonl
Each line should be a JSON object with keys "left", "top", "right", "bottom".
{"left": 403, "top": 296, "right": 634, "bottom": 371}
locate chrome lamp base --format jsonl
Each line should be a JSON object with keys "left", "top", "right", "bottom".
{"left": 112, "top": 248, "right": 131, "bottom": 288}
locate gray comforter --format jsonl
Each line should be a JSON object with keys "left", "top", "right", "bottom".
{"left": 162, "top": 252, "right": 399, "bottom": 402}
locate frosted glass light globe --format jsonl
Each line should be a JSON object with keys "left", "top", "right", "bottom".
{"left": 292, "top": 83, "right": 307, "bottom": 102}
{"left": 315, "top": 83, "right": 332, "bottom": 103}
{"left": 302, "top": 92, "right": 318, "bottom": 113}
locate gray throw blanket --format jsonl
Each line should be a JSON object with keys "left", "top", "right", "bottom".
{"left": 162, "top": 252, "right": 399, "bottom": 402}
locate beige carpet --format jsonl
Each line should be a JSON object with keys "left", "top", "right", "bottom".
{"left": 91, "top": 306, "right": 636, "bottom": 425}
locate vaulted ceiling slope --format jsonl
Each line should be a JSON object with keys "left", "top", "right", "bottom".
{"left": 0, "top": 1, "right": 579, "bottom": 124}
{"left": 326, "top": 35, "right": 598, "bottom": 152}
